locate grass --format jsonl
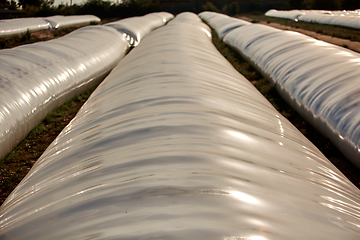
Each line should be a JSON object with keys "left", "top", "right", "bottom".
{"left": 211, "top": 29, "right": 360, "bottom": 189}
{"left": 245, "top": 15, "right": 360, "bottom": 42}
{"left": 51, "top": 26, "right": 80, "bottom": 38}
{"left": 0, "top": 26, "right": 78, "bottom": 50}
{"left": 0, "top": 29, "right": 41, "bottom": 49}
{"left": 0, "top": 84, "right": 98, "bottom": 205}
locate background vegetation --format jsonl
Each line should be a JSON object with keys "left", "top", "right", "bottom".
{"left": 1, "top": 0, "right": 359, "bottom": 20}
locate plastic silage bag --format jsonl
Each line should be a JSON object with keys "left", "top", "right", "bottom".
{"left": 0, "top": 25, "right": 129, "bottom": 160}
{"left": 1, "top": 12, "right": 360, "bottom": 240}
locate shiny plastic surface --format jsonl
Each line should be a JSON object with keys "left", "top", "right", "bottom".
{"left": 224, "top": 24, "right": 360, "bottom": 169}
{"left": 265, "top": 9, "right": 306, "bottom": 20}
{"left": 44, "top": 15, "right": 101, "bottom": 29}
{"left": 0, "top": 25, "right": 129, "bottom": 160}
{"left": 298, "top": 11, "right": 360, "bottom": 30}
{"left": 106, "top": 12, "right": 174, "bottom": 46}
{"left": 265, "top": 9, "right": 360, "bottom": 29}
{"left": 199, "top": 11, "right": 250, "bottom": 39}
{"left": 0, "top": 18, "right": 51, "bottom": 37}
{"left": 1, "top": 12, "right": 360, "bottom": 240}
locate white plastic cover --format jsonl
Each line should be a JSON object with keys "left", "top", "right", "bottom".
{"left": 199, "top": 11, "right": 250, "bottom": 39}
{"left": 1, "top": 12, "right": 360, "bottom": 240}
{"left": 44, "top": 15, "right": 101, "bottom": 29}
{"left": 151, "top": 11, "right": 174, "bottom": 23}
{"left": 265, "top": 9, "right": 360, "bottom": 29}
{"left": 298, "top": 11, "right": 360, "bottom": 30}
{"left": 265, "top": 9, "right": 306, "bottom": 20}
{"left": 0, "top": 18, "right": 51, "bottom": 38}
{"left": 223, "top": 23, "right": 360, "bottom": 169}
{"left": 106, "top": 12, "right": 174, "bottom": 46}
{"left": 0, "top": 25, "right": 129, "bottom": 160}
{"left": 169, "top": 12, "right": 211, "bottom": 37}
{"left": 0, "top": 15, "right": 101, "bottom": 38}
{"left": 325, "top": 10, "right": 360, "bottom": 17}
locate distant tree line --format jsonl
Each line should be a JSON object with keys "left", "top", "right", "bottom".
{"left": 1, "top": 0, "right": 359, "bottom": 20}
{"left": 288, "top": 0, "right": 359, "bottom": 10}
{"left": 0, "top": 0, "right": 17, "bottom": 10}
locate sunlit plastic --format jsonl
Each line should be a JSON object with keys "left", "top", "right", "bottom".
{"left": 44, "top": 15, "right": 100, "bottom": 29}
{"left": 0, "top": 18, "right": 51, "bottom": 37}
{"left": 0, "top": 15, "right": 100, "bottom": 38}
{"left": 199, "top": 11, "right": 250, "bottom": 39}
{"left": 265, "top": 9, "right": 360, "bottom": 30}
{"left": 106, "top": 12, "right": 174, "bottom": 46}
{"left": 1, "top": 12, "right": 360, "bottom": 239}
{"left": 223, "top": 23, "right": 360, "bottom": 169}
{"left": 0, "top": 25, "right": 129, "bottom": 160}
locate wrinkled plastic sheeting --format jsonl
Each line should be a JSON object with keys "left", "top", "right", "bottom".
{"left": 265, "top": 9, "right": 360, "bottom": 29}
{"left": 169, "top": 12, "right": 211, "bottom": 37}
{"left": 265, "top": 9, "right": 307, "bottom": 20}
{"left": 298, "top": 11, "right": 360, "bottom": 30}
{"left": 223, "top": 24, "right": 360, "bottom": 169}
{"left": 44, "top": 15, "right": 101, "bottom": 29}
{"left": 0, "top": 18, "right": 51, "bottom": 38}
{"left": 199, "top": 11, "right": 250, "bottom": 39}
{"left": 106, "top": 12, "right": 174, "bottom": 46}
{"left": 151, "top": 11, "right": 174, "bottom": 23}
{"left": 324, "top": 10, "right": 360, "bottom": 17}
{"left": 0, "top": 25, "right": 129, "bottom": 160}
{"left": 1, "top": 12, "right": 360, "bottom": 240}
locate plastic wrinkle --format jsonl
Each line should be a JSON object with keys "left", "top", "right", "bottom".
{"left": 199, "top": 11, "right": 251, "bottom": 39}
{"left": 223, "top": 22, "right": 360, "bottom": 169}
{"left": 265, "top": 9, "right": 360, "bottom": 30}
{"left": 0, "top": 15, "right": 100, "bottom": 38}
{"left": 1, "top": 12, "right": 360, "bottom": 240}
{"left": 0, "top": 18, "right": 51, "bottom": 38}
{"left": 43, "top": 15, "right": 101, "bottom": 29}
{"left": 105, "top": 12, "right": 174, "bottom": 46}
{"left": 0, "top": 25, "right": 129, "bottom": 160}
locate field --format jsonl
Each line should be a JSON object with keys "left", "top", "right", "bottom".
{"left": 1, "top": 18, "right": 360, "bottom": 206}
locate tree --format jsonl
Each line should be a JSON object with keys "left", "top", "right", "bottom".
{"left": 342, "top": 0, "right": 360, "bottom": 9}
{"left": 0, "top": 0, "right": 17, "bottom": 9}
{"left": 301, "top": 0, "right": 343, "bottom": 9}
{"left": 201, "top": 2, "right": 220, "bottom": 12}
{"left": 289, "top": 0, "right": 302, "bottom": 9}
{"left": 229, "top": 1, "right": 240, "bottom": 15}
{"left": 18, "top": 0, "right": 53, "bottom": 8}
{"left": 301, "top": 0, "right": 314, "bottom": 9}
